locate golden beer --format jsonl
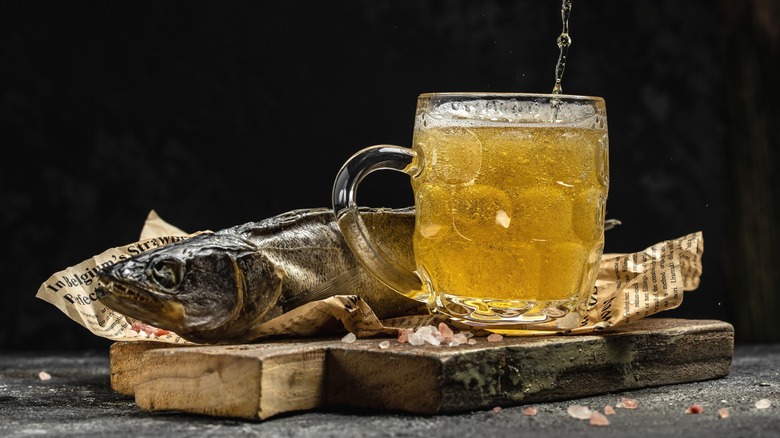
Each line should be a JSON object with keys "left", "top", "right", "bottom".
{"left": 410, "top": 98, "right": 608, "bottom": 323}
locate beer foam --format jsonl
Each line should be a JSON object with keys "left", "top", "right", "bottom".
{"left": 420, "top": 98, "right": 605, "bottom": 129}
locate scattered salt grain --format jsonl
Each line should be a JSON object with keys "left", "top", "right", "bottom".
{"left": 417, "top": 325, "right": 434, "bottom": 336}
{"left": 718, "top": 407, "right": 730, "bottom": 419}
{"left": 422, "top": 332, "right": 441, "bottom": 346}
{"left": 492, "top": 406, "right": 503, "bottom": 414}
{"left": 755, "top": 399, "right": 772, "bottom": 409}
{"left": 452, "top": 333, "right": 468, "bottom": 344}
{"left": 131, "top": 321, "right": 157, "bottom": 336}
{"left": 411, "top": 325, "right": 442, "bottom": 345}
{"left": 604, "top": 405, "right": 616, "bottom": 415}
{"left": 378, "top": 340, "right": 390, "bottom": 349}
{"left": 589, "top": 411, "right": 610, "bottom": 426}
{"left": 438, "top": 322, "right": 454, "bottom": 339}
{"left": 487, "top": 333, "right": 504, "bottom": 343}
{"left": 685, "top": 404, "right": 703, "bottom": 414}
{"left": 395, "top": 326, "right": 484, "bottom": 348}
{"left": 567, "top": 405, "right": 592, "bottom": 420}
{"left": 523, "top": 406, "right": 538, "bottom": 416}
{"left": 341, "top": 332, "right": 357, "bottom": 343}
{"left": 397, "top": 329, "right": 412, "bottom": 343}
{"left": 38, "top": 371, "right": 51, "bottom": 381}
{"left": 408, "top": 332, "right": 425, "bottom": 346}
{"left": 617, "top": 397, "right": 638, "bottom": 409}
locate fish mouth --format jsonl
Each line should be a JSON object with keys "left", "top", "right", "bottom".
{"left": 95, "top": 279, "right": 173, "bottom": 328}
{"left": 96, "top": 279, "right": 160, "bottom": 306}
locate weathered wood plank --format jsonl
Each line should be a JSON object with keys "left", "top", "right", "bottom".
{"left": 110, "top": 318, "right": 734, "bottom": 420}
{"left": 129, "top": 340, "right": 331, "bottom": 419}
{"left": 109, "top": 341, "right": 180, "bottom": 396}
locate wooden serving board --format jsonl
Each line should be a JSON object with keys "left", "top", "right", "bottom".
{"left": 110, "top": 318, "right": 734, "bottom": 420}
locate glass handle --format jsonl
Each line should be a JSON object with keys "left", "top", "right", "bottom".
{"left": 332, "top": 145, "right": 424, "bottom": 300}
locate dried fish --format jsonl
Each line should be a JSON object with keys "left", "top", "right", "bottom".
{"left": 96, "top": 208, "right": 424, "bottom": 343}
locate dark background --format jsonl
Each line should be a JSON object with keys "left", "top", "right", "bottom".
{"left": 3, "top": 0, "right": 771, "bottom": 350}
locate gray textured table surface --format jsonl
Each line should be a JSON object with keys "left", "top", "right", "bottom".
{"left": 1, "top": 344, "right": 778, "bottom": 437}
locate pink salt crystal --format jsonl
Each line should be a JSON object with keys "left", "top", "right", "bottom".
{"left": 589, "top": 411, "right": 610, "bottom": 426}
{"left": 452, "top": 333, "right": 468, "bottom": 344}
{"left": 438, "top": 323, "right": 454, "bottom": 339}
{"left": 397, "top": 329, "right": 411, "bottom": 343}
{"left": 492, "top": 406, "right": 502, "bottom": 414}
{"left": 467, "top": 338, "right": 477, "bottom": 345}
{"left": 755, "top": 399, "right": 771, "bottom": 409}
{"left": 132, "top": 321, "right": 156, "bottom": 335}
{"left": 718, "top": 407, "right": 730, "bottom": 419}
{"left": 378, "top": 340, "right": 391, "bottom": 349}
{"left": 487, "top": 333, "right": 504, "bottom": 342}
{"left": 38, "top": 371, "right": 51, "bottom": 381}
{"left": 523, "top": 406, "right": 538, "bottom": 416}
{"left": 604, "top": 405, "right": 616, "bottom": 415}
{"left": 619, "top": 397, "right": 638, "bottom": 409}
{"left": 567, "top": 405, "right": 592, "bottom": 420}
{"left": 153, "top": 328, "right": 170, "bottom": 337}
{"left": 685, "top": 404, "right": 703, "bottom": 414}
{"left": 341, "top": 332, "right": 357, "bottom": 343}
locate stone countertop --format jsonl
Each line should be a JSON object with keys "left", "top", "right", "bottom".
{"left": 1, "top": 345, "right": 778, "bottom": 438}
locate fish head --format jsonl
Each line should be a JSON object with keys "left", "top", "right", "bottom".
{"left": 96, "top": 233, "right": 285, "bottom": 343}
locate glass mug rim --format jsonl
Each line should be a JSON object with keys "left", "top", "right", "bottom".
{"left": 417, "top": 91, "right": 605, "bottom": 102}
{"left": 416, "top": 92, "right": 606, "bottom": 127}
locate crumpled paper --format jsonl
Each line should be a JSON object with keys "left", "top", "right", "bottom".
{"left": 36, "top": 211, "right": 703, "bottom": 344}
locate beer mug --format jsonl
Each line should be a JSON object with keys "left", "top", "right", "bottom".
{"left": 333, "top": 93, "right": 609, "bottom": 330}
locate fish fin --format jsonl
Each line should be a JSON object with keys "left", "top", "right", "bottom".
{"left": 280, "top": 266, "right": 365, "bottom": 310}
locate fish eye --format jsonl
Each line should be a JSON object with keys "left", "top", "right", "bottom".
{"left": 147, "top": 258, "right": 184, "bottom": 291}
